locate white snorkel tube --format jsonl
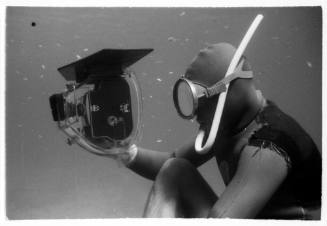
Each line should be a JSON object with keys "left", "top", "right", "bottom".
{"left": 195, "top": 14, "right": 264, "bottom": 154}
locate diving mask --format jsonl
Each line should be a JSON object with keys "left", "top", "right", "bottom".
{"left": 173, "top": 59, "right": 253, "bottom": 120}
{"left": 49, "top": 49, "right": 153, "bottom": 156}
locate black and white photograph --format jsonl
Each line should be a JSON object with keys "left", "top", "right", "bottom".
{"left": 1, "top": 1, "right": 324, "bottom": 223}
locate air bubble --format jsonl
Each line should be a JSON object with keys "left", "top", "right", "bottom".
{"left": 168, "top": 37, "right": 178, "bottom": 42}
{"left": 306, "top": 61, "right": 313, "bottom": 68}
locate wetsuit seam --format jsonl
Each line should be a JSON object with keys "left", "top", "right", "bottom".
{"left": 248, "top": 139, "right": 292, "bottom": 172}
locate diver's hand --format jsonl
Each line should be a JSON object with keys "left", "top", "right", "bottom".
{"left": 120, "top": 144, "right": 138, "bottom": 166}
{"left": 105, "top": 144, "right": 138, "bottom": 166}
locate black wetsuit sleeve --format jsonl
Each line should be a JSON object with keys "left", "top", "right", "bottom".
{"left": 248, "top": 100, "right": 321, "bottom": 218}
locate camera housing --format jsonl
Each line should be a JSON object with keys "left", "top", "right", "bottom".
{"left": 49, "top": 49, "right": 153, "bottom": 154}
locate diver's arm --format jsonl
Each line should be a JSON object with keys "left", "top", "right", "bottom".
{"left": 174, "top": 139, "right": 215, "bottom": 167}
{"left": 127, "top": 146, "right": 174, "bottom": 180}
{"left": 208, "top": 145, "right": 288, "bottom": 218}
{"left": 126, "top": 140, "right": 214, "bottom": 180}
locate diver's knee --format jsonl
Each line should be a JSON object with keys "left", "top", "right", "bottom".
{"left": 156, "top": 158, "right": 195, "bottom": 184}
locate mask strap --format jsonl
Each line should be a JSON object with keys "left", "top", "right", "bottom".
{"left": 206, "top": 64, "right": 253, "bottom": 97}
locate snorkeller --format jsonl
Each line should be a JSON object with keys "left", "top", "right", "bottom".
{"left": 49, "top": 15, "right": 321, "bottom": 219}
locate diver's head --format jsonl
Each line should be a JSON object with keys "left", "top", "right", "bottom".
{"left": 174, "top": 42, "right": 261, "bottom": 135}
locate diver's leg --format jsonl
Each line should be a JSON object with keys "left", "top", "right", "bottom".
{"left": 143, "top": 158, "right": 218, "bottom": 218}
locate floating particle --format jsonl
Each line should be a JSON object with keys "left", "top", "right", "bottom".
{"left": 23, "top": 77, "right": 28, "bottom": 81}
{"left": 151, "top": 115, "right": 155, "bottom": 118}
{"left": 27, "top": 96, "right": 32, "bottom": 100}
{"left": 17, "top": 124, "right": 23, "bottom": 128}
{"left": 76, "top": 54, "right": 82, "bottom": 59}
{"left": 272, "top": 37, "right": 280, "bottom": 40}
{"left": 168, "top": 36, "right": 178, "bottom": 42}
{"left": 141, "top": 72, "right": 148, "bottom": 76}
{"left": 306, "top": 61, "right": 313, "bottom": 68}
{"left": 15, "top": 70, "right": 21, "bottom": 74}
{"left": 40, "top": 74, "right": 44, "bottom": 79}
{"left": 38, "top": 44, "right": 43, "bottom": 48}
{"left": 156, "top": 78, "right": 162, "bottom": 82}
{"left": 56, "top": 43, "right": 62, "bottom": 47}
{"left": 168, "top": 128, "right": 172, "bottom": 132}
{"left": 179, "top": 11, "right": 186, "bottom": 16}
{"left": 156, "top": 139, "right": 163, "bottom": 143}
{"left": 149, "top": 95, "right": 153, "bottom": 98}
{"left": 204, "top": 30, "right": 209, "bottom": 34}
{"left": 10, "top": 39, "right": 14, "bottom": 43}
{"left": 224, "top": 25, "right": 229, "bottom": 29}
{"left": 184, "top": 38, "right": 190, "bottom": 42}
{"left": 286, "top": 55, "right": 292, "bottom": 59}
{"left": 169, "top": 72, "right": 174, "bottom": 75}
{"left": 38, "top": 134, "right": 43, "bottom": 139}
{"left": 155, "top": 60, "right": 163, "bottom": 64}
{"left": 41, "top": 64, "right": 46, "bottom": 69}
{"left": 83, "top": 48, "right": 89, "bottom": 52}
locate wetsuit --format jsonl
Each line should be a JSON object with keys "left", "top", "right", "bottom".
{"left": 247, "top": 100, "right": 322, "bottom": 219}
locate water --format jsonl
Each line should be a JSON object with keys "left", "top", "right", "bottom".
{"left": 5, "top": 7, "right": 322, "bottom": 219}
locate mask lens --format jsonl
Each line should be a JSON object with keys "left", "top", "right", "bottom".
{"left": 176, "top": 81, "right": 195, "bottom": 117}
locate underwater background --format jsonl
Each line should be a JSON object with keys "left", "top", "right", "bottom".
{"left": 6, "top": 7, "right": 321, "bottom": 219}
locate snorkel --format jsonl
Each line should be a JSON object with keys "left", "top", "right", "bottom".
{"left": 195, "top": 14, "right": 264, "bottom": 154}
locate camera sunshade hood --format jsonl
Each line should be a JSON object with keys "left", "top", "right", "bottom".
{"left": 58, "top": 48, "right": 153, "bottom": 83}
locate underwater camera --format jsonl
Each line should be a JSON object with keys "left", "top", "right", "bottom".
{"left": 49, "top": 49, "right": 153, "bottom": 156}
